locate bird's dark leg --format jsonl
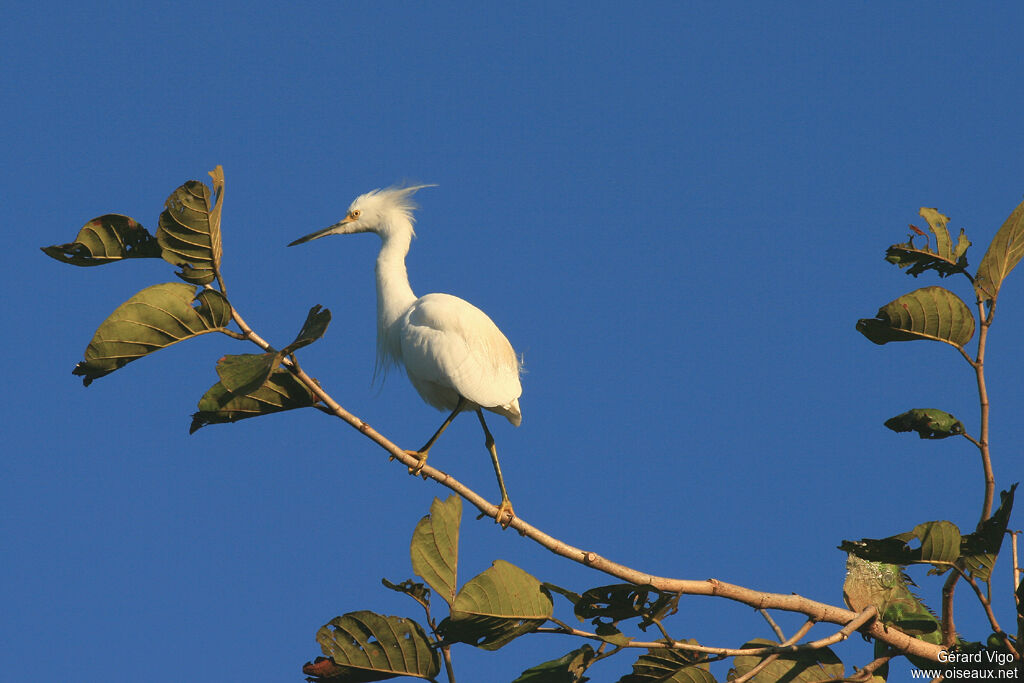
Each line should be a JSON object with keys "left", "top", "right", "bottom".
{"left": 476, "top": 409, "right": 515, "bottom": 528}
{"left": 403, "top": 397, "right": 465, "bottom": 476}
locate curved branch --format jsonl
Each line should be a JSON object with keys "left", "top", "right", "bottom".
{"left": 228, "top": 303, "right": 945, "bottom": 663}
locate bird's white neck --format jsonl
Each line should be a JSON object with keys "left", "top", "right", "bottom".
{"left": 374, "top": 227, "right": 417, "bottom": 369}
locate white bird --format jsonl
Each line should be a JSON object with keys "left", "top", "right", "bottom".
{"left": 288, "top": 185, "right": 522, "bottom": 526}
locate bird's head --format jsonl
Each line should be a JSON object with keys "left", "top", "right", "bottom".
{"left": 288, "top": 184, "right": 435, "bottom": 247}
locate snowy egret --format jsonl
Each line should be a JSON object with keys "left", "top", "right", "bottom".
{"left": 288, "top": 185, "right": 522, "bottom": 526}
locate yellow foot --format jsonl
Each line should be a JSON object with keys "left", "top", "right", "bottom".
{"left": 404, "top": 449, "right": 429, "bottom": 478}
{"left": 495, "top": 500, "right": 516, "bottom": 529}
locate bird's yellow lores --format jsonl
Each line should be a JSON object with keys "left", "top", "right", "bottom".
{"left": 289, "top": 186, "right": 522, "bottom": 527}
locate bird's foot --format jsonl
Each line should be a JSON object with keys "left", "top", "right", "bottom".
{"left": 403, "top": 449, "right": 429, "bottom": 478}
{"left": 495, "top": 499, "right": 516, "bottom": 529}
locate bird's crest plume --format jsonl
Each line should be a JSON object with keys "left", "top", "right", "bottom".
{"left": 354, "top": 184, "right": 436, "bottom": 236}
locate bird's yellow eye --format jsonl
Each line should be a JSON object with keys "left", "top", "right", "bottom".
{"left": 350, "top": 209, "right": 361, "bottom": 219}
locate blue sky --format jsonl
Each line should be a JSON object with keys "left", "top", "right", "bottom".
{"left": 5, "top": 2, "right": 1024, "bottom": 681}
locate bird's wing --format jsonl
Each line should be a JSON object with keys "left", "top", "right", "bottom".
{"left": 400, "top": 293, "right": 522, "bottom": 411}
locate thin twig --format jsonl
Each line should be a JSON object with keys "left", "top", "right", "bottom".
{"left": 758, "top": 608, "right": 786, "bottom": 642}
{"left": 955, "top": 566, "right": 1020, "bottom": 660}
{"left": 732, "top": 619, "right": 817, "bottom": 683}
{"left": 1012, "top": 531, "right": 1021, "bottom": 605}
{"left": 840, "top": 653, "right": 894, "bottom": 682}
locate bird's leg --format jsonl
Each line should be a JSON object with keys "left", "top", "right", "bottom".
{"left": 476, "top": 409, "right": 515, "bottom": 528}
{"left": 403, "top": 397, "right": 465, "bottom": 476}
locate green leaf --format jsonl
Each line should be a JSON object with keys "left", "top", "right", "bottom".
{"left": 440, "top": 560, "right": 552, "bottom": 650}
{"left": 841, "top": 521, "right": 963, "bottom": 572}
{"left": 41, "top": 214, "right": 163, "bottom": 265}
{"left": 189, "top": 367, "right": 317, "bottom": 433}
{"left": 961, "top": 484, "right": 1017, "bottom": 582}
{"left": 856, "top": 286, "right": 975, "bottom": 349}
{"left": 157, "top": 166, "right": 224, "bottom": 285}
{"left": 975, "top": 196, "right": 1024, "bottom": 302}
{"left": 574, "top": 584, "right": 678, "bottom": 631}
{"left": 913, "top": 521, "right": 962, "bottom": 569}
{"left": 512, "top": 645, "right": 596, "bottom": 683}
{"left": 616, "top": 648, "right": 714, "bottom": 683}
{"left": 885, "top": 209, "right": 971, "bottom": 278}
{"left": 541, "top": 582, "right": 583, "bottom": 611}
{"left": 410, "top": 495, "right": 461, "bottom": 607}
{"left": 311, "top": 611, "right": 439, "bottom": 681}
{"left": 72, "top": 282, "right": 230, "bottom": 386}
{"left": 920, "top": 208, "right": 955, "bottom": 262}
{"left": 215, "top": 353, "right": 280, "bottom": 396}
{"left": 884, "top": 409, "right": 965, "bottom": 439}
{"left": 731, "top": 639, "right": 843, "bottom": 682}
{"left": 283, "top": 304, "right": 332, "bottom": 355}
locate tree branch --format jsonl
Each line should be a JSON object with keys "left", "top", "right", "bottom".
{"left": 228, "top": 302, "right": 946, "bottom": 663}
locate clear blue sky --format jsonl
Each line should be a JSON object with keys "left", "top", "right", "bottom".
{"left": 4, "top": 3, "right": 1023, "bottom": 681}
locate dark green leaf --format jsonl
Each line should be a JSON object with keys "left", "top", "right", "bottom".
{"left": 841, "top": 521, "right": 962, "bottom": 572}
{"left": 975, "top": 196, "right": 1024, "bottom": 302}
{"left": 440, "top": 560, "right": 552, "bottom": 650}
{"left": 856, "top": 286, "right": 975, "bottom": 348}
{"left": 616, "top": 648, "right": 713, "bottom": 683}
{"left": 73, "top": 283, "right": 230, "bottom": 386}
{"left": 190, "top": 368, "right": 317, "bottom": 433}
{"left": 41, "top": 214, "right": 163, "bottom": 265}
{"left": 310, "top": 611, "right": 439, "bottom": 681}
{"left": 157, "top": 166, "right": 224, "bottom": 285}
{"left": 593, "top": 622, "right": 633, "bottom": 647}
{"left": 961, "top": 484, "right": 1017, "bottom": 582}
{"left": 884, "top": 409, "right": 965, "bottom": 439}
{"left": 574, "top": 584, "right": 678, "bottom": 631}
{"left": 410, "top": 495, "right": 461, "bottom": 607}
{"left": 381, "top": 578, "right": 430, "bottom": 610}
{"left": 731, "top": 638, "right": 843, "bottom": 682}
{"left": 541, "top": 582, "right": 583, "bottom": 610}
{"left": 512, "top": 645, "right": 596, "bottom": 683}
{"left": 284, "top": 305, "right": 332, "bottom": 355}
{"left": 215, "top": 353, "right": 280, "bottom": 396}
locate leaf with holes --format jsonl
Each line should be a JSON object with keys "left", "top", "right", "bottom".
{"left": 42, "top": 214, "right": 163, "bottom": 266}
{"left": 309, "top": 611, "right": 439, "bottom": 681}
{"left": 975, "top": 196, "right": 1024, "bottom": 302}
{"left": 157, "top": 166, "right": 224, "bottom": 285}
{"left": 574, "top": 584, "right": 678, "bottom": 631}
{"left": 439, "top": 560, "right": 552, "bottom": 650}
{"left": 961, "top": 484, "right": 1016, "bottom": 582}
{"left": 885, "top": 208, "right": 971, "bottom": 278}
{"left": 512, "top": 645, "right": 596, "bottom": 683}
{"left": 410, "top": 495, "right": 461, "bottom": 607}
{"left": 840, "top": 521, "right": 963, "bottom": 572}
{"left": 731, "top": 639, "right": 843, "bottom": 682}
{"left": 381, "top": 578, "right": 431, "bottom": 611}
{"left": 856, "top": 286, "right": 974, "bottom": 349}
{"left": 189, "top": 368, "right": 317, "bottom": 433}
{"left": 72, "top": 282, "right": 230, "bottom": 386}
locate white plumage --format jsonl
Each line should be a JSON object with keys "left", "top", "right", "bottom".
{"left": 289, "top": 185, "right": 521, "bottom": 525}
